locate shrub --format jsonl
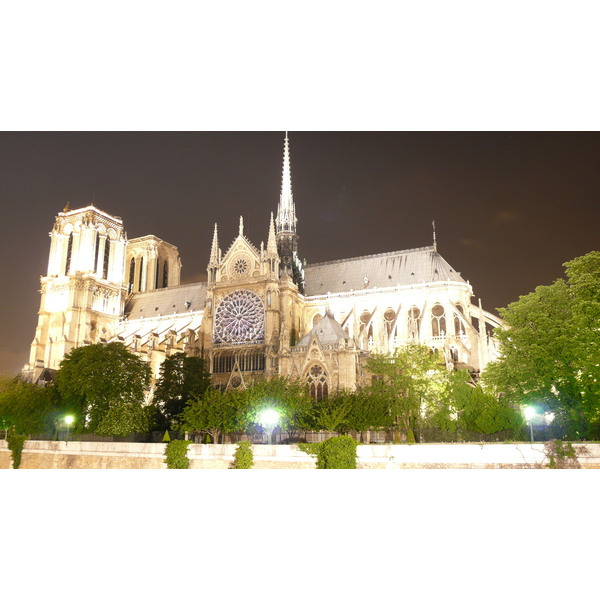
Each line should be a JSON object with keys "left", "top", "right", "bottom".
{"left": 164, "top": 439, "right": 192, "bottom": 469}
{"left": 231, "top": 440, "right": 254, "bottom": 469}
{"left": 7, "top": 432, "right": 28, "bottom": 469}
{"left": 299, "top": 435, "right": 359, "bottom": 469}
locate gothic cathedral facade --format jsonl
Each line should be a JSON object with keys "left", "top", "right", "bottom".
{"left": 23, "top": 134, "right": 502, "bottom": 394}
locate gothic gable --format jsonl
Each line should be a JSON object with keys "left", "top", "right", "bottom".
{"left": 220, "top": 230, "right": 261, "bottom": 283}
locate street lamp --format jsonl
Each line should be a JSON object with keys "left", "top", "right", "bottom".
{"left": 260, "top": 408, "right": 279, "bottom": 445}
{"left": 64, "top": 415, "right": 74, "bottom": 443}
{"left": 524, "top": 407, "right": 535, "bottom": 444}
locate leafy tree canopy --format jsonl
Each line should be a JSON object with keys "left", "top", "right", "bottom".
{"left": 151, "top": 352, "right": 211, "bottom": 427}
{"left": 56, "top": 342, "right": 152, "bottom": 436}
{"left": 484, "top": 251, "right": 600, "bottom": 438}
{"left": 367, "top": 344, "right": 447, "bottom": 440}
{"left": 178, "top": 387, "right": 245, "bottom": 443}
{"left": 0, "top": 376, "right": 63, "bottom": 435}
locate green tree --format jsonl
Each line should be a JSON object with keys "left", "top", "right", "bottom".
{"left": 345, "top": 386, "right": 396, "bottom": 442}
{"left": 178, "top": 387, "right": 245, "bottom": 443}
{"left": 0, "top": 376, "right": 63, "bottom": 436}
{"left": 151, "top": 352, "right": 211, "bottom": 427}
{"left": 307, "top": 389, "right": 353, "bottom": 434}
{"left": 367, "top": 344, "right": 446, "bottom": 442}
{"left": 484, "top": 252, "right": 600, "bottom": 439}
{"left": 443, "top": 370, "right": 522, "bottom": 436}
{"left": 56, "top": 342, "right": 152, "bottom": 436}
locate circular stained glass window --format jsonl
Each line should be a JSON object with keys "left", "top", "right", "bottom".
{"left": 432, "top": 304, "right": 445, "bottom": 317}
{"left": 214, "top": 290, "right": 265, "bottom": 344}
{"left": 231, "top": 255, "right": 251, "bottom": 278}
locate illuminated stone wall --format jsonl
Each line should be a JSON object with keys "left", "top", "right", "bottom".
{"left": 3, "top": 440, "right": 600, "bottom": 469}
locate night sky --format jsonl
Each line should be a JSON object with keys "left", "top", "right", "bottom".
{"left": 2, "top": 131, "right": 599, "bottom": 375}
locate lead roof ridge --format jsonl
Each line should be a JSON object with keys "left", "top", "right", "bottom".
{"left": 306, "top": 245, "right": 436, "bottom": 268}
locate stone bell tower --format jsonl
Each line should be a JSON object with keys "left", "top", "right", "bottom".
{"left": 23, "top": 204, "right": 128, "bottom": 382}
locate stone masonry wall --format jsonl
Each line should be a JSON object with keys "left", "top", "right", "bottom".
{"left": 2, "top": 439, "right": 600, "bottom": 469}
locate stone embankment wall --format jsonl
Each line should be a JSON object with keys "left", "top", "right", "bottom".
{"left": 1, "top": 439, "right": 600, "bottom": 469}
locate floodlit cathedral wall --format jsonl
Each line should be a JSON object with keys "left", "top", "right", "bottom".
{"left": 23, "top": 135, "right": 503, "bottom": 393}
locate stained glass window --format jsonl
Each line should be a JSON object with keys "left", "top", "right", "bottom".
{"left": 306, "top": 363, "right": 329, "bottom": 400}
{"left": 213, "top": 290, "right": 265, "bottom": 344}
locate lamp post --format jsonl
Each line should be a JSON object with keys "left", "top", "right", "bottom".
{"left": 64, "top": 415, "right": 74, "bottom": 443}
{"left": 260, "top": 409, "right": 279, "bottom": 445}
{"left": 524, "top": 407, "right": 535, "bottom": 444}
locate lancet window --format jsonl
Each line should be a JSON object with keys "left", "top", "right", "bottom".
{"left": 94, "top": 232, "right": 100, "bottom": 274}
{"left": 408, "top": 306, "right": 421, "bottom": 341}
{"left": 65, "top": 232, "right": 73, "bottom": 275}
{"left": 127, "top": 258, "right": 134, "bottom": 292}
{"left": 212, "top": 351, "right": 266, "bottom": 373}
{"left": 306, "top": 362, "right": 329, "bottom": 400}
{"left": 102, "top": 238, "right": 110, "bottom": 280}
{"left": 431, "top": 304, "right": 446, "bottom": 337}
{"left": 138, "top": 257, "right": 144, "bottom": 291}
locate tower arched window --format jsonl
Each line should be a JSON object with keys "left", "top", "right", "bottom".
{"left": 431, "top": 304, "right": 446, "bottom": 337}
{"left": 94, "top": 231, "right": 100, "bottom": 274}
{"left": 306, "top": 363, "right": 329, "bottom": 400}
{"left": 138, "top": 257, "right": 144, "bottom": 291}
{"left": 129, "top": 258, "right": 135, "bottom": 293}
{"left": 163, "top": 261, "right": 168, "bottom": 288}
{"left": 64, "top": 232, "right": 73, "bottom": 275}
{"left": 155, "top": 259, "right": 160, "bottom": 289}
{"left": 102, "top": 238, "right": 110, "bottom": 280}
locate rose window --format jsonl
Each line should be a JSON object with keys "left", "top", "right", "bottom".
{"left": 232, "top": 256, "right": 251, "bottom": 278}
{"left": 213, "top": 290, "right": 265, "bottom": 344}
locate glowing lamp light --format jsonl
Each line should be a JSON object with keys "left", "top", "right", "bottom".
{"left": 64, "top": 415, "right": 74, "bottom": 443}
{"left": 260, "top": 408, "right": 279, "bottom": 445}
{"left": 260, "top": 409, "right": 279, "bottom": 426}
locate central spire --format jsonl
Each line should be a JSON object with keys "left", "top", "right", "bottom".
{"left": 275, "top": 132, "right": 297, "bottom": 235}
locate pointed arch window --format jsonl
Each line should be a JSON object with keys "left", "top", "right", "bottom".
{"left": 138, "top": 256, "right": 144, "bottom": 291}
{"left": 306, "top": 363, "right": 329, "bottom": 400}
{"left": 408, "top": 306, "right": 421, "bottom": 341}
{"left": 163, "top": 261, "right": 168, "bottom": 288}
{"left": 155, "top": 259, "right": 160, "bottom": 289}
{"left": 102, "top": 238, "right": 111, "bottom": 280}
{"left": 65, "top": 232, "right": 73, "bottom": 275}
{"left": 431, "top": 304, "right": 446, "bottom": 337}
{"left": 94, "top": 231, "right": 100, "bottom": 274}
{"left": 129, "top": 257, "right": 135, "bottom": 293}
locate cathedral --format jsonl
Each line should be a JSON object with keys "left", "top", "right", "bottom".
{"left": 22, "top": 134, "right": 502, "bottom": 395}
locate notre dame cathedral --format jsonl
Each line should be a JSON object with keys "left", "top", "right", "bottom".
{"left": 22, "top": 134, "right": 502, "bottom": 395}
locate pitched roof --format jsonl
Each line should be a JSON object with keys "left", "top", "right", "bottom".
{"left": 124, "top": 282, "right": 207, "bottom": 318}
{"left": 296, "top": 312, "right": 350, "bottom": 347}
{"left": 304, "top": 246, "right": 466, "bottom": 296}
